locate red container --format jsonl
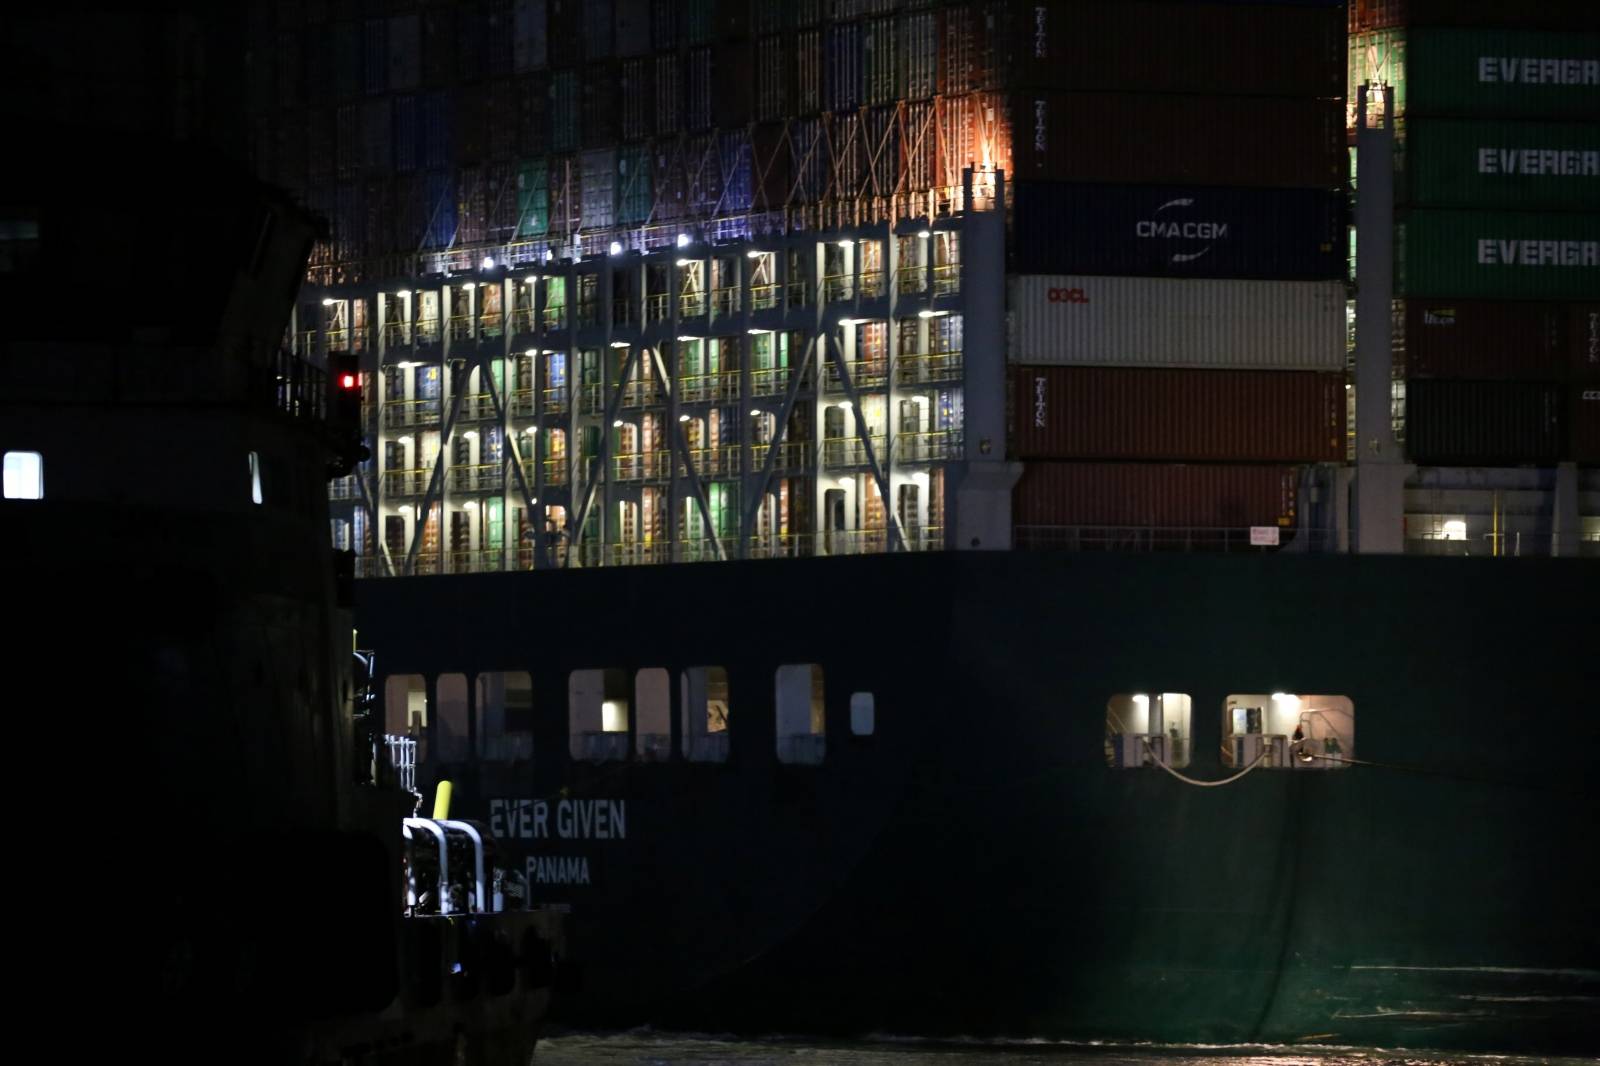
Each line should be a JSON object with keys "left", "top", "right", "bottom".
{"left": 713, "top": 42, "right": 753, "bottom": 129}
{"left": 1011, "top": 92, "right": 1345, "bottom": 189}
{"left": 1013, "top": 461, "right": 1299, "bottom": 529}
{"left": 454, "top": 84, "right": 488, "bottom": 163}
{"left": 752, "top": 124, "right": 790, "bottom": 211}
{"left": 581, "top": 62, "right": 619, "bottom": 148}
{"left": 1404, "top": 379, "right": 1564, "bottom": 465}
{"left": 1401, "top": 300, "right": 1571, "bottom": 381}
{"left": 1010, "top": 365, "right": 1347, "bottom": 463}
{"left": 1574, "top": 306, "right": 1600, "bottom": 382}
{"left": 1349, "top": 0, "right": 1600, "bottom": 32}
{"left": 1009, "top": 1, "right": 1344, "bottom": 98}
{"left": 1572, "top": 385, "right": 1600, "bottom": 463}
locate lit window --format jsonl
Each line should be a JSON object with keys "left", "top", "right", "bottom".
{"left": 1440, "top": 520, "right": 1467, "bottom": 541}
{"left": 569, "top": 669, "right": 630, "bottom": 762}
{"left": 635, "top": 668, "right": 670, "bottom": 762}
{"left": 1223, "top": 694, "right": 1354, "bottom": 770}
{"left": 850, "top": 692, "right": 875, "bottom": 736}
{"left": 681, "top": 666, "right": 730, "bottom": 764}
{"left": 775, "top": 664, "right": 825, "bottom": 765}
{"left": 384, "top": 674, "right": 428, "bottom": 734}
{"left": 476, "top": 671, "right": 533, "bottom": 761}
{"left": 1106, "top": 694, "right": 1192, "bottom": 769}
{"left": 249, "top": 451, "right": 263, "bottom": 505}
{"left": 3, "top": 450, "right": 44, "bottom": 499}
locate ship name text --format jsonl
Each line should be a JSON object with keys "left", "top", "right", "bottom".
{"left": 489, "top": 797, "right": 627, "bottom": 840}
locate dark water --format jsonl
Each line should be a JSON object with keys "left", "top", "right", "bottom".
{"left": 535, "top": 1032, "right": 1591, "bottom": 1065}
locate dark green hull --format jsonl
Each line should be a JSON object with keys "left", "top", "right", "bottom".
{"left": 357, "top": 550, "right": 1600, "bottom": 1053}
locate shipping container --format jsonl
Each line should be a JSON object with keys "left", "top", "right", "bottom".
{"left": 517, "top": 73, "right": 549, "bottom": 156}
{"left": 455, "top": 8, "right": 487, "bottom": 82}
{"left": 363, "top": 19, "right": 387, "bottom": 96}
{"left": 796, "top": 29, "right": 822, "bottom": 113}
{"left": 336, "top": 103, "right": 360, "bottom": 178}
{"left": 1012, "top": 92, "right": 1345, "bottom": 189}
{"left": 1573, "top": 385, "right": 1600, "bottom": 463}
{"left": 513, "top": 0, "right": 548, "bottom": 73}
{"left": 515, "top": 161, "right": 550, "bottom": 237}
{"left": 1404, "top": 379, "right": 1564, "bottom": 464}
{"left": 898, "top": 11, "right": 937, "bottom": 101}
{"left": 685, "top": 132, "right": 722, "bottom": 215}
{"left": 1350, "top": 0, "right": 1600, "bottom": 34}
{"left": 1576, "top": 305, "right": 1600, "bottom": 381}
{"left": 333, "top": 21, "right": 361, "bottom": 100}
{"left": 620, "top": 59, "right": 651, "bottom": 140}
{"left": 1009, "top": 276, "right": 1347, "bottom": 371}
{"left": 1010, "top": 1, "right": 1343, "bottom": 98}
{"left": 388, "top": 13, "right": 420, "bottom": 91}
{"left": 1400, "top": 119, "right": 1600, "bottom": 212}
{"left": 488, "top": 80, "right": 516, "bottom": 162}
{"left": 582, "top": 0, "right": 614, "bottom": 59}
{"left": 902, "top": 99, "right": 935, "bottom": 192}
{"left": 1010, "top": 365, "right": 1347, "bottom": 462}
{"left": 1012, "top": 183, "right": 1344, "bottom": 280}
{"left": 864, "top": 17, "right": 896, "bottom": 106}
{"left": 580, "top": 148, "right": 617, "bottom": 231}
{"left": 487, "top": 161, "right": 518, "bottom": 242}
{"left": 548, "top": 0, "right": 582, "bottom": 66}
{"left": 654, "top": 54, "right": 681, "bottom": 136}
{"left": 833, "top": 112, "right": 864, "bottom": 200}
{"left": 457, "top": 166, "right": 487, "bottom": 245}
{"left": 421, "top": 91, "right": 452, "bottom": 169}
{"left": 362, "top": 98, "right": 392, "bottom": 173}
{"left": 1399, "top": 299, "right": 1571, "bottom": 380}
{"left": 720, "top": 132, "right": 753, "bottom": 213}
{"left": 1397, "top": 209, "right": 1600, "bottom": 301}
{"left": 752, "top": 124, "right": 791, "bottom": 209}
{"left": 653, "top": 142, "right": 687, "bottom": 221}
{"left": 756, "top": 36, "right": 790, "bottom": 121}
{"left": 424, "top": 170, "right": 457, "bottom": 248}
{"left": 618, "top": 143, "right": 653, "bottom": 223}
{"left": 686, "top": 47, "right": 713, "bottom": 131}
{"left": 550, "top": 69, "right": 579, "bottom": 152}
{"left": 548, "top": 155, "right": 580, "bottom": 234}
{"left": 653, "top": 0, "right": 678, "bottom": 51}
{"left": 714, "top": 43, "right": 753, "bottom": 129}
{"left": 276, "top": 29, "right": 303, "bottom": 109}
{"left": 422, "top": 7, "right": 455, "bottom": 88}
{"left": 1350, "top": 28, "right": 1600, "bottom": 122}
{"left": 582, "top": 63, "right": 619, "bottom": 147}
{"left": 455, "top": 85, "right": 488, "bottom": 163}
{"left": 865, "top": 105, "right": 898, "bottom": 198}
{"left": 1012, "top": 461, "right": 1299, "bottom": 530}
{"left": 790, "top": 117, "right": 827, "bottom": 203}
{"left": 616, "top": 0, "right": 651, "bottom": 57}
{"left": 824, "top": 21, "right": 862, "bottom": 112}
{"left": 683, "top": 0, "right": 715, "bottom": 46}
{"left": 486, "top": 5, "right": 513, "bottom": 79}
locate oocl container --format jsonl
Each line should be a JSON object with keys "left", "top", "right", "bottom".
{"left": 1009, "top": 275, "right": 1347, "bottom": 371}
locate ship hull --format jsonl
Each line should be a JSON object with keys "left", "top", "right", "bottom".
{"left": 356, "top": 551, "right": 1600, "bottom": 1053}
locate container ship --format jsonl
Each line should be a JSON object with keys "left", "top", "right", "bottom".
{"left": 64, "top": 0, "right": 1600, "bottom": 1055}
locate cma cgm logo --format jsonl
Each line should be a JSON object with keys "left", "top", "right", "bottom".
{"left": 1137, "top": 198, "right": 1229, "bottom": 265}
{"left": 1047, "top": 287, "right": 1089, "bottom": 304}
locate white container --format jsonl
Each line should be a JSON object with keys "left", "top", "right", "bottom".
{"left": 1009, "top": 275, "right": 1348, "bottom": 370}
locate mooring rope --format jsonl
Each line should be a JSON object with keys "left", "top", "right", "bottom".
{"left": 1140, "top": 736, "right": 1268, "bottom": 787}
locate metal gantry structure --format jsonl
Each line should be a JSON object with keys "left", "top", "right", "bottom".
{"left": 310, "top": 169, "right": 1007, "bottom": 576}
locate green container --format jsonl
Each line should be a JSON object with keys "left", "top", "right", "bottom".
{"left": 617, "top": 145, "right": 653, "bottom": 225}
{"left": 1352, "top": 28, "right": 1600, "bottom": 120}
{"left": 1398, "top": 209, "right": 1600, "bottom": 300}
{"left": 1402, "top": 119, "right": 1600, "bottom": 211}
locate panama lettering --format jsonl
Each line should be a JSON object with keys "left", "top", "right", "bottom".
{"left": 1477, "top": 57, "right": 1599, "bottom": 85}
{"left": 1475, "top": 239, "right": 1599, "bottom": 266}
{"left": 1477, "top": 148, "right": 1599, "bottom": 176}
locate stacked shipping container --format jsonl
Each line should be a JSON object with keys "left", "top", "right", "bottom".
{"left": 1350, "top": 11, "right": 1600, "bottom": 463}
{"left": 1008, "top": 0, "right": 1349, "bottom": 539}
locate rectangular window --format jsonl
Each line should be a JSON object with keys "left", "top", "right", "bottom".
{"left": 3, "top": 450, "right": 44, "bottom": 499}
{"left": 248, "top": 451, "right": 263, "bottom": 505}
{"left": 569, "top": 668, "right": 630, "bottom": 762}
{"left": 1223, "top": 694, "right": 1353, "bottom": 770}
{"left": 476, "top": 671, "right": 533, "bottom": 761}
{"left": 681, "top": 666, "right": 730, "bottom": 763}
{"left": 635, "top": 668, "right": 670, "bottom": 761}
{"left": 1106, "top": 693, "right": 1192, "bottom": 769}
{"left": 436, "top": 673, "right": 469, "bottom": 762}
{"left": 776, "top": 663, "right": 825, "bottom": 766}
{"left": 384, "top": 674, "right": 428, "bottom": 734}
{"left": 850, "top": 692, "right": 875, "bottom": 736}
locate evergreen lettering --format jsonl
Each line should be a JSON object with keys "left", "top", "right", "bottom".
{"left": 1476, "top": 148, "right": 1600, "bottom": 176}
{"left": 1475, "top": 239, "right": 1600, "bottom": 266}
{"left": 1477, "top": 57, "right": 1600, "bottom": 85}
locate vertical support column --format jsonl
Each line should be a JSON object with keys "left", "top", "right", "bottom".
{"left": 738, "top": 251, "right": 755, "bottom": 558}
{"left": 1353, "top": 85, "right": 1409, "bottom": 555}
{"left": 1552, "top": 462, "right": 1580, "bottom": 558}
{"left": 951, "top": 168, "right": 1020, "bottom": 551}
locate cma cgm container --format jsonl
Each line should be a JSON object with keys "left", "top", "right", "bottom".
{"left": 1399, "top": 300, "right": 1573, "bottom": 380}
{"left": 1011, "top": 365, "right": 1346, "bottom": 463}
{"left": 1008, "top": 0, "right": 1343, "bottom": 98}
{"left": 1401, "top": 119, "right": 1600, "bottom": 211}
{"left": 1011, "top": 92, "right": 1345, "bottom": 189}
{"left": 1397, "top": 210, "right": 1600, "bottom": 301}
{"left": 1349, "top": 28, "right": 1600, "bottom": 121}
{"left": 1350, "top": 0, "right": 1600, "bottom": 34}
{"left": 1404, "top": 379, "right": 1564, "bottom": 464}
{"left": 1012, "top": 461, "right": 1299, "bottom": 530}
{"left": 1009, "top": 275, "right": 1346, "bottom": 370}
{"left": 1011, "top": 183, "right": 1344, "bottom": 280}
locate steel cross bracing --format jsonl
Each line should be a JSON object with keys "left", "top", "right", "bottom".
{"left": 303, "top": 90, "right": 1007, "bottom": 289}
{"left": 315, "top": 213, "right": 970, "bottom": 576}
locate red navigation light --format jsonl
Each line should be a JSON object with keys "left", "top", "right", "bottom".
{"left": 339, "top": 372, "right": 358, "bottom": 390}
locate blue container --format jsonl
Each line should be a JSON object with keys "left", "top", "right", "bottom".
{"left": 1012, "top": 181, "right": 1346, "bottom": 281}
{"left": 425, "top": 171, "right": 458, "bottom": 249}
